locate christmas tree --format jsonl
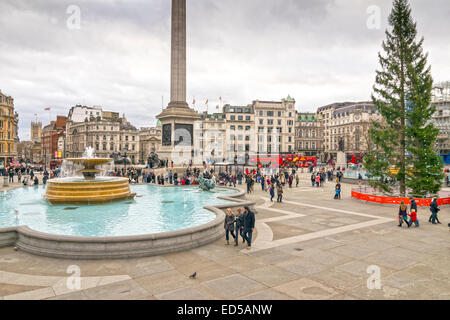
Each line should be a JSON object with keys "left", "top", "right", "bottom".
{"left": 364, "top": 0, "right": 444, "bottom": 196}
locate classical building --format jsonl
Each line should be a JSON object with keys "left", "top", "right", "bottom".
{"left": 31, "top": 121, "right": 42, "bottom": 142}
{"left": 295, "top": 113, "right": 323, "bottom": 159}
{"left": 41, "top": 116, "right": 67, "bottom": 166}
{"left": 194, "top": 112, "right": 227, "bottom": 163}
{"left": 432, "top": 83, "right": 450, "bottom": 159}
{"left": 317, "top": 102, "right": 379, "bottom": 162}
{"left": 253, "top": 96, "right": 296, "bottom": 154}
{"left": 67, "top": 105, "right": 103, "bottom": 122}
{"left": 16, "top": 141, "right": 41, "bottom": 164}
{"left": 223, "top": 105, "right": 255, "bottom": 164}
{"left": 139, "top": 123, "right": 162, "bottom": 164}
{"left": 432, "top": 100, "right": 450, "bottom": 158}
{"left": 65, "top": 114, "right": 140, "bottom": 164}
{"left": 0, "top": 91, "right": 19, "bottom": 168}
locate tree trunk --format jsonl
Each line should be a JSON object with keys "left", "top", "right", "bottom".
{"left": 400, "top": 41, "right": 406, "bottom": 196}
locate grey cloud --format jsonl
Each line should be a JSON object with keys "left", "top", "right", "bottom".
{"left": 0, "top": 0, "right": 448, "bottom": 140}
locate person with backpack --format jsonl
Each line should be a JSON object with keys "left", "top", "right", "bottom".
{"left": 334, "top": 182, "right": 341, "bottom": 200}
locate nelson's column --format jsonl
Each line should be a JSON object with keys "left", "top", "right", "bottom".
{"left": 157, "top": 0, "right": 200, "bottom": 164}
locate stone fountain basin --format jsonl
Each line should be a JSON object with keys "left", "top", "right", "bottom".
{"left": 46, "top": 177, "right": 135, "bottom": 205}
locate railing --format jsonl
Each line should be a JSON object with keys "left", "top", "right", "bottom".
{"left": 352, "top": 186, "right": 450, "bottom": 206}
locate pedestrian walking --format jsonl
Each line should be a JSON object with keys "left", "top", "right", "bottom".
{"left": 242, "top": 206, "right": 255, "bottom": 250}
{"left": 224, "top": 209, "right": 236, "bottom": 245}
{"left": 429, "top": 198, "right": 441, "bottom": 224}
{"left": 234, "top": 208, "right": 245, "bottom": 246}
{"left": 398, "top": 201, "right": 410, "bottom": 227}
{"left": 269, "top": 184, "right": 275, "bottom": 202}
{"left": 334, "top": 182, "right": 341, "bottom": 199}
{"left": 408, "top": 209, "right": 419, "bottom": 227}
{"left": 277, "top": 184, "right": 283, "bottom": 203}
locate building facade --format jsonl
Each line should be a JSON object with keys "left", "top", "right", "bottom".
{"left": 139, "top": 123, "right": 162, "bottom": 164}
{"left": 0, "top": 91, "right": 19, "bottom": 168}
{"left": 41, "top": 116, "right": 67, "bottom": 166}
{"left": 432, "top": 83, "right": 450, "bottom": 159}
{"left": 67, "top": 105, "right": 103, "bottom": 122}
{"left": 194, "top": 112, "right": 227, "bottom": 163}
{"left": 65, "top": 115, "right": 140, "bottom": 164}
{"left": 432, "top": 100, "right": 450, "bottom": 158}
{"left": 223, "top": 104, "right": 255, "bottom": 164}
{"left": 16, "top": 141, "right": 41, "bottom": 164}
{"left": 253, "top": 96, "right": 296, "bottom": 154}
{"left": 317, "top": 102, "right": 380, "bottom": 162}
{"left": 31, "top": 121, "right": 42, "bottom": 142}
{"left": 295, "top": 113, "right": 323, "bottom": 159}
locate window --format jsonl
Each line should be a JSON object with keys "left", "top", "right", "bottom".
{"left": 246, "top": 116, "right": 251, "bottom": 121}
{"left": 230, "top": 115, "right": 236, "bottom": 121}
{"left": 245, "top": 126, "right": 251, "bottom": 131}
{"left": 267, "top": 111, "right": 274, "bottom": 117}
{"left": 238, "top": 126, "right": 243, "bottom": 131}
{"left": 230, "top": 125, "right": 236, "bottom": 131}
{"left": 278, "top": 111, "right": 282, "bottom": 117}
{"left": 267, "top": 120, "right": 274, "bottom": 125}
{"left": 238, "top": 116, "right": 243, "bottom": 121}
{"left": 259, "top": 119, "right": 263, "bottom": 125}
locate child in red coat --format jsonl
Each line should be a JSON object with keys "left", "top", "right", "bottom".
{"left": 408, "top": 209, "right": 419, "bottom": 228}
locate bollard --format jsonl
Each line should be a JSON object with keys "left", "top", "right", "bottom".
{"left": 3, "top": 176, "right": 8, "bottom": 187}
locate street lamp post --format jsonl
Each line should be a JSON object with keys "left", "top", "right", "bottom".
{"left": 123, "top": 146, "right": 128, "bottom": 174}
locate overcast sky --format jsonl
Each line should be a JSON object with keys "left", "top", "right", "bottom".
{"left": 1, "top": 0, "right": 449, "bottom": 141}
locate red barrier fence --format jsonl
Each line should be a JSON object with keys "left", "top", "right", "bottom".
{"left": 352, "top": 190, "right": 450, "bottom": 207}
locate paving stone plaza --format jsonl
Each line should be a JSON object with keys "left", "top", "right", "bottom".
{"left": 1, "top": 174, "right": 448, "bottom": 300}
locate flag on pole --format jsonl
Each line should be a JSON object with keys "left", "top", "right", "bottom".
{"left": 192, "top": 98, "right": 196, "bottom": 105}
{"left": 44, "top": 107, "right": 51, "bottom": 111}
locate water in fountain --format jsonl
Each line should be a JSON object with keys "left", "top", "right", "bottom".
{"left": 83, "top": 146, "right": 96, "bottom": 159}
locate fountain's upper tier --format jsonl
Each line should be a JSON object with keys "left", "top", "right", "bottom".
{"left": 66, "top": 158, "right": 113, "bottom": 167}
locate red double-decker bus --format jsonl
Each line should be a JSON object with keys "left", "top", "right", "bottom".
{"left": 249, "top": 154, "right": 317, "bottom": 168}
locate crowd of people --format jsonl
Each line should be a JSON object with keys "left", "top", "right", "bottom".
{"left": 397, "top": 197, "right": 442, "bottom": 228}
{"left": 0, "top": 165, "right": 60, "bottom": 186}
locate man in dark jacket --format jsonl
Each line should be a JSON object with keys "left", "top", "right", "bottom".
{"left": 429, "top": 198, "right": 441, "bottom": 224}
{"left": 409, "top": 198, "right": 418, "bottom": 214}
{"left": 242, "top": 206, "right": 255, "bottom": 250}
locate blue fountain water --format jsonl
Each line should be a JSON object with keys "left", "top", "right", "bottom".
{"left": 0, "top": 185, "right": 237, "bottom": 237}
